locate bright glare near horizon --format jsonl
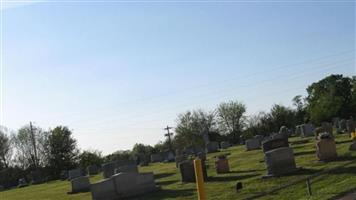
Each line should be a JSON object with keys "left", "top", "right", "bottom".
{"left": 1, "top": 1, "right": 355, "bottom": 154}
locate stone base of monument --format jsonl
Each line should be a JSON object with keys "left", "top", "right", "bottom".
{"left": 68, "top": 176, "right": 90, "bottom": 194}
{"left": 262, "top": 147, "right": 298, "bottom": 178}
{"left": 91, "top": 172, "right": 160, "bottom": 200}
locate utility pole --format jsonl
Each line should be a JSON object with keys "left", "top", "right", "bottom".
{"left": 164, "top": 125, "right": 174, "bottom": 153}
{"left": 29, "top": 122, "right": 37, "bottom": 168}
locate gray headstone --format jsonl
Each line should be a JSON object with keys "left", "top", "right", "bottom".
{"left": 179, "top": 160, "right": 207, "bottom": 182}
{"left": 18, "top": 178, "right": 28, "bottom": 188}
{"left": 265, "top": 147, "right": 297, "bottom": 176}
{"left": 102, "top": 162, "right": 117, "bottom": 179}
{"left": 220, "top": 141, "right": 231, "bottom": 149}
{"left": 300, "top": 123, "right": 315, "bottom": 137}
{"left": 87, "top": 165, "right": 99, "bottom": 175}
{"left": 215, "top": 156, "right": 229, "bottom": 174}
{"left": 262, "top": 138, "right": 289, "bottom": 153}
{"left": 245, "top": 138, "right": 261, "bottom": 150}
{"left": 68, "top": 169, "right": 82, "bottom": 180}
{"left": 346, "top": 119, "right": 355, "bottom": 134}
{"left": 30, "top": 170, "right": 44, "bottom": 184}
{"left": 175, "top": 155, "right": 187, "bottom": 168}
{"left": 339, "top": 119, "right": 347, "bottom": 132}
{"left": 206, "top": 142, "right": 219, "bottom": 153}
{"left": 60, "top": 170, "right": 68, "bottom": 181}
{"left": 150, "top": 153, "right": 163, "bottom": 163}
{"left": 295, "top": 125, "right": 302, "bottom": 136}
{"left": 70, "top": 176, "right": 90, "bottom": 193}
{"left": 115, "top": 164, "right": 138, "bottom": 174}
{"left": 90, "top": 172, "right": 158, "bottom": 200}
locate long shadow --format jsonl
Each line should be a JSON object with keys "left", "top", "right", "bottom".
{"left": 130, "top": 188, "right": 195, "bottom": 199}
{"left": 209, "top": 173, "right": 260, "bottom": 182}
{"left": 294, "top": 150, "right": 315, "bottom": 156}
{"left": 154, "top": 172, "right": 175, "bottom": 179}
{"left": 327, "top": 166, "right": 356, "bottom": 175}
{"left": 332, "top": 156, "right": 356, "bottom": 162}
{"left": 230, "top": 169, "right": 264, "bottom": 173}
{"left": 157, "top": 180, "right": 178, "bottom": 186}
{"left": 327, "top": 187, "right": 356, "bottom": 200}
{"left": 335, "top": 139, "right": 352, "bottom": 144}
{"left": 282, "top": 168, "right": 322, "bottom": 177}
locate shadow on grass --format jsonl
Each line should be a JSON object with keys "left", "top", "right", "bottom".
{"left": 283, "top": 168, "right": 322, "bottom": 177}
{"left": 332, "top": 156, "right": 356, "bottom": 162}
{"left": 209, "top": 173, "right": 260, "bottom": 182}
{"left": 230, "top": 169, "right": 265, "bottom": 173}
{"left": 133, "top": 188, "right": 195, "bottom": 199}
{"left": 294, "top": 150, "right": 315, "bottom": 157}
{"left": 327, "top": 187, "right": 356, "bottom": 200}
{"left": 335, "top": 139, "right": 352, "bottom": 145}
{"left": 327, "top": 166, "right": 356, "bottom": 175}
{"left": 157, "top": 180, "right": 178, "bottom": 186}
{"left": 154, "top": 173, "right": 175, "bottom": 180}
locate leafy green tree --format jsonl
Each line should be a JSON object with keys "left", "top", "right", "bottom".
{"left": 217, "top": 100, "right": 246, "bottom": 144}
{"left": 104, "top": 150, "right": 132, "bottom": 163}
{"left": 78, "top": 150, "right": 103, "bottom": 168}
{"left": 174, "top": 109, "right": 216, "bottom": 149}
{"left": 306, "top": 74, "right": 353, "bottom": 123}
{"left": 46, "top": 126, "right": 79, "bottom": 177}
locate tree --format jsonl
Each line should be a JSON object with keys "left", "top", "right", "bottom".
{"left": 0, "top": 126, "right": 13, "bottom": 169}
{"left": 46, "top": 126, "right": 79, "bottom": 178}
{"left": 306, "top": 74, "right": 353, "bottom": 123}
{"left": 78, "top": 150, "right": 103, "bottom": 168}
{"left": 217, "top": 100, "right": 246, "bottom": 144}
{"left": 174, "top": 109, "right": 216, "bottom": 149}
{"left": 12, "top": 124, "right": 48, "bottom": 169}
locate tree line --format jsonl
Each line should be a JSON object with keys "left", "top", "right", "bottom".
{"left": 0, "top": 74, "right": 355, "bottom": 186}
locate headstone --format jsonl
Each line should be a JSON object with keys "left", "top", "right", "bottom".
{"left": 300, "top": 123, "right": 315, "bottom": 137}
{"left": 90, "top": 172, "right": 158, "bottom": 200}
{"left": 206, "top": 142, "right": 219, "bottom": 153}
{"left": 279, "top": 126, "right": 289, "bottom": 136}
{"left": 87, "top": 165, "right": 99, "bottom": 175}
{"left": 220, "top": 141, "right": 231, "bottom": 149}
{"left": 70, "top": 176, "right": 90, "bottom": 193}
{"left": 150, "top": 153, "right": 163, "bottom": 163}
{"left": 264, "top": 147, "right": 297, "bottom": 176}
{"left": 349, "top": 142, "right": 356, "bottom": 151}
{"left": 215, "top": 155, "right": 229, "bottom": 174}
{"left": 316, "top": 138, "right": 337, "bottom": 161}
{"left": 115, "top": 164, "right": 138, "bottom": 174}
{"left": 60, "top": 170, "right": 68, "bottom": 181}
{"left": 245, "top": 138, "right": 261, "bottom": 151}
{"left": 102, "top": 162, "right": 117, "bottom": 179}
{"left": 262, "top": 138, "right": 289, "bottom": 153}
{"left": 179, "top": 160, "right": 207, "bottom": 182}
{"left": 165, "top": 151, "right": 175, "bottom": 162}
{"left": 332, "top": 117, "right": 340, "bottom": 129}
{"left": 30, "top": 170, "right": 44, "bottom": 184}
{"left": 68, "top": 169, "right": 82, "bottom": 180}
{"left": 18, "top": 178, "right": 28, "bottom": 188}
{"left": 321, "top": 122, "right": 333, "bottom": 135}
{"left": 254, "top": 135, "right": 265, "bottom": 143}
{"left": 175, "top": 155, "right": 187, "bottom": 168}
{"left": 295, "top": 125, "right": 302, "bottom": 136}
{"left": 346, "top": 119, "right": 355, "bottom": 134}
{"left": 338, "top": 119, "right": 347, "bottom": 133}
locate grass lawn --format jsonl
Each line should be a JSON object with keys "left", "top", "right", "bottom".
{"left": 1, "top": 134, "right": 356, "bottom": 200}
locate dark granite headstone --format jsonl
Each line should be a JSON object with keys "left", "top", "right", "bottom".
{"left": 179, "top": 160, "right": 207, "bottom": 182}
{"left": 262, "top": 138, "right": 289, "bottom": 153}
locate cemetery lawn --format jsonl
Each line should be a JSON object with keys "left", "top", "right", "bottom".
{"left": 2, "top": 134, "right": 356, "bottom": 200}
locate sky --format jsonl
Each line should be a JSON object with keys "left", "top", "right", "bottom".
{"left": 1, "top": 0, "right": 355, "bottom": 154}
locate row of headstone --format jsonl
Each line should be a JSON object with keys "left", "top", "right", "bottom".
{"left": 206, "top": 142, "right": 219, "bottom": 153}
{"left": 150, "top": 151, "right": 175, "bottom": 163}
{"left": 68, "top": 169, "right": 83, "bottom": 181}
{"left": 91, "top": 172, "right": 159, "bottom": 199}
{"left": 220, "top": 141, "right": 231, "bottom": 149}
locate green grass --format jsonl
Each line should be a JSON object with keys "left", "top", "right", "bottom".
{"left": 2, "top": 134, "right": 356, "bottom": 200}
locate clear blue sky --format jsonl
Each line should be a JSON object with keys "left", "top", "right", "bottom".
{"left": 2, "top": 1, "right": 355, "bottom": 154}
